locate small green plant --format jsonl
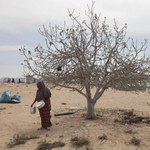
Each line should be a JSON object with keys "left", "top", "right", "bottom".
{"left": 7, "top": 134, "right": 39, "bottom": 148}
{"left": 36, "top": 140, "right": 65, "bottom": 150}
{"left": 130, "top": 137, "right": 140, "bottom": 146}
{"left": 71, "top": 136, "right": 90, "bottom": 148}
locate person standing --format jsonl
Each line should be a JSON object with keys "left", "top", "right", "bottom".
{"left": 31, "top": 81, "right": 52, "bottom": 130}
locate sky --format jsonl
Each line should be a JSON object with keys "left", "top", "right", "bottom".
{"left": 0, "top": 0, "right": 150, "bottom": 78}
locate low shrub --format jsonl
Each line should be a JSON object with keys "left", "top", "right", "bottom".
{"left": 130, "top": 137, "right": 140, "bottom": 146}
{"left": 71, "top": 136, "right": 90, "bottom": 148}
{"left": 7, "top": 134, "right": 39, "bottom": 148}
{"left": 36, "top": 140, "right": 65, "bottom": 150}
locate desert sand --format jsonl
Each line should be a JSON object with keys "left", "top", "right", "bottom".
{"left": 0, "top": 82, "right": 150, "bottom": 150}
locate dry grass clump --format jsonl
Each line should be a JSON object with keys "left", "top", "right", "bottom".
{"left": 96, "top": 108, "right": 128, "bottom": 116}
{"left": 61, "top": 102, "right": 67, "bottom": 105}
{"left": 71, "top": 136, "right": 90, "bottom": 148}
{"left": 130, "top": 137, "right": 140, "bottom": 146}
{"left": 0, "top": 107, "right": 6, "bottom": 110}
{"left": 7, "top": 134, "right": 39, "bottom": 148}
{"left": 124, "top": 129, "right": 137, "bottom": 134}
{"left": 36, "top": 140, "right": 65, "bottom": 150}
{"left": 85, "top": 147, "right": 93, "bottom": 150}
{"left": 98, "top": 134, "right": 107, "bottom": 140}
{"left": 118, "top": 110, "right": 150, "bottom": 124}
{"left": 124, "top": 130, "right": 133, "bottom": 134}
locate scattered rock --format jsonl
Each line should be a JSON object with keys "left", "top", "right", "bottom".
{"left": 8, "top": 112, "right": 12, "bottom": 114}
{"left": 147, "top": 103, "right": 150, "bottom": 106}
{"left": 69, "top": 107, "right": 84, "bottom": 110}
{"left": 142, "top": 119, "right": 147, "bottom": 123}
{"left": 122, "top": 115, "right": 130, "bottom": 120}
{"left": 61, "top": 103, "right": 67, "bottom": 105}
{"left": 25, "top": 104, "right": 29, "bottom": 106}
{"left": 59, "top": 135, "right": 63, "bottom": 138}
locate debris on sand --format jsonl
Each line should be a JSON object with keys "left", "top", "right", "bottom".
{"left": 54, "top": 111, "right": 76, "bottom": 116}
{"left": 115, "top": 111, "right": 150, "bottom": 124}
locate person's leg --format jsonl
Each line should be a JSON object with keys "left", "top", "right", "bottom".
{"left": 38, "top": 105, "right": 52, "bottom": 130}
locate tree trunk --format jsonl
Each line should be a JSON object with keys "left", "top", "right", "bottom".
{"left": 86, "top": 99, "right": 97, "bottom": 119}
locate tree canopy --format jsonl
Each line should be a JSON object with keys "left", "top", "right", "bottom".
{"left": 20, "top": 1, "right": 150, "bottom": 119}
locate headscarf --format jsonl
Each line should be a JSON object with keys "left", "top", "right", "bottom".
{"left": 35, "top": 81, "right": 51, "bottom": 102}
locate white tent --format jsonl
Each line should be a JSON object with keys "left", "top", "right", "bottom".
{"left": 0, "top": 77, "right": 26, "bottom": 83}
{"left": 0, "top": 77, "right": 11, "bottom": 82}
{"left": 14, "top": 77, "right": 26, "bottom": 83}
{"left": 0, "top": 78, "right": 3, "bottom": 82}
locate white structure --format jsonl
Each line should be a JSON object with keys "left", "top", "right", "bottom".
{"left": 14, "top": 78, "right": 26, "bottom": 83}
{"left": 0, "top": 77, "right": 26, "bottom": 83}
{"left": 26, "top": 76, "right": 37, "bottom": 83}
{"left": 0, "top": 77, "right": 11, "bottom": 82}
{"left": 26, "top": 76, "right": 31, "bottom": 83}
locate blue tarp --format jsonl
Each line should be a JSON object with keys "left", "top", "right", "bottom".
{"left": 0, "top": 91, "right": 11, "bottom": 103}
{"left": 11, "top": 95, "right": 21, "bottom": 101}
{"left": 0, "top": 91, "right": 21, "bottom": 103}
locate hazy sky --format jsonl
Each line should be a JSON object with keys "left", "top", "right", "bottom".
{"left": 0, "top": 0, "right": 150, "bottom": 78}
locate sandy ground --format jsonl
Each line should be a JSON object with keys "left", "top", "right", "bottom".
{"left": 0, "top": 82, "right": 150, "bottom": 150}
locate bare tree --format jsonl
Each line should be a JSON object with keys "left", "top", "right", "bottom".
{"left": 20, "top": 1, "right": 150, "bottom": 119}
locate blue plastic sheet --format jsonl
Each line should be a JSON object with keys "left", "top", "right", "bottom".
{"left": 0, "top": 91, "right": 21, "bottom": 103}
{"left": 11, "top": 95, "right": 21, "bottom": 101}
{"left": 0, "top": 91, "right": 11, "bottom": 103}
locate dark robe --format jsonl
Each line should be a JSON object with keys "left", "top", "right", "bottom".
{"left": 35, "top": 81, "right": 52, "bottom": 128}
